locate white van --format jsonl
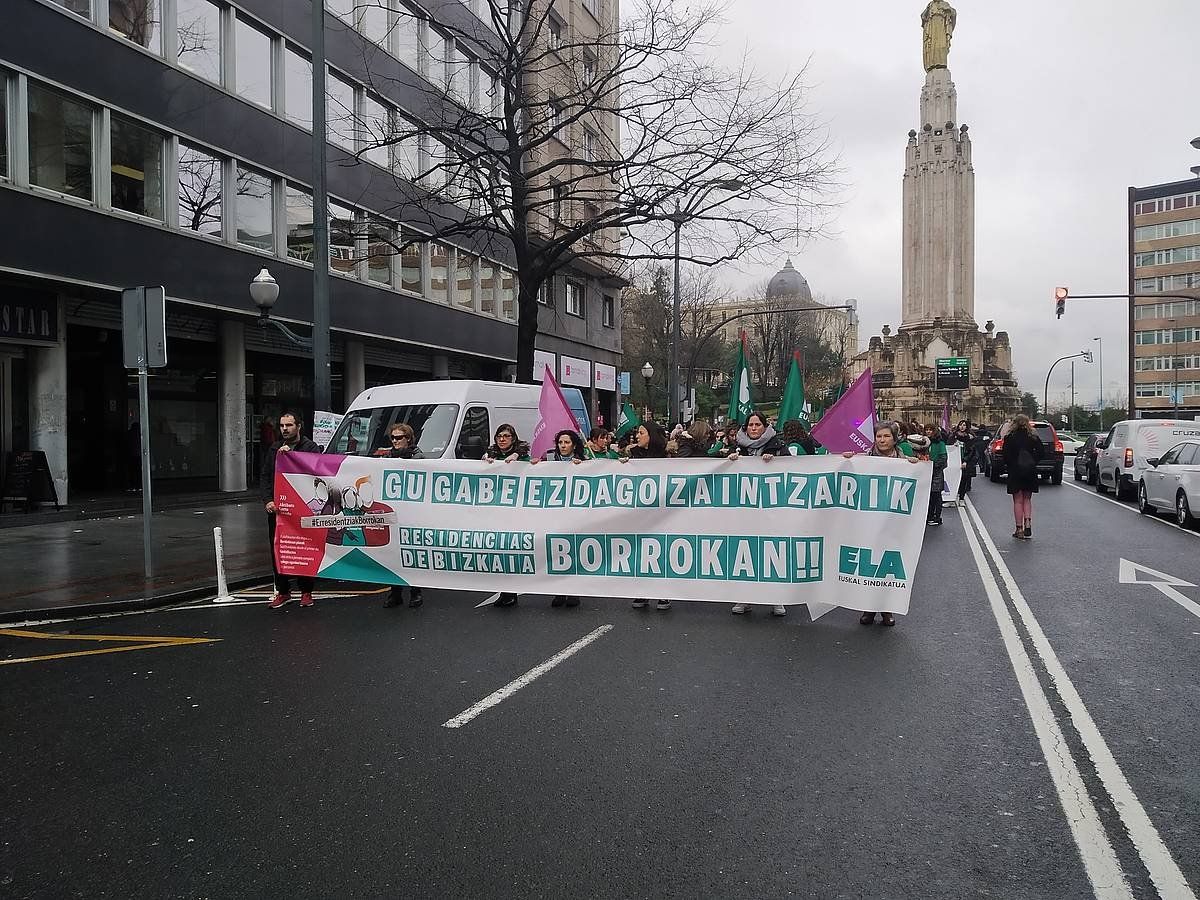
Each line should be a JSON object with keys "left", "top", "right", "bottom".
{"left": 1096, "top": 419, "right": 1200, "bottom": 499}
{"left": 325, "top": 380, "right": 593, "bottom": 460}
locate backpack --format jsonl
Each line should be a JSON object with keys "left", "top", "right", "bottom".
{"left": 1016, "top": 446, "right": 1037, "bottom": 478}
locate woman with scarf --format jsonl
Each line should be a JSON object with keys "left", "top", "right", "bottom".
{"left": 726, "top": 412, "right": 790, "bottom": 616}
{"left": 483, "top": 424, "right": 530, "bottom": 607}
{"left": 621, "top": 421, "right": 673, "bottom": 611}
{"left": 531, "top": 430, "right": 587, "bottom": 608}
{"left": 843, "top": 421, "right": 919, "bottom": 626}
{"left": 377, "top": 423, "right": 425, "bottom": 609}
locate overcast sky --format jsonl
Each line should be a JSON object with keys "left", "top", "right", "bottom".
{"left": 710, "top": 0, "right": 1200, "bottom": 407}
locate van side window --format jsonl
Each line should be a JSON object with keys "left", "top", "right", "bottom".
{"left": 1113, "top": 426, "right": 1127, "bottom": 444}
{"left": 456, "top": 406, "right": 491, "bottom": 459}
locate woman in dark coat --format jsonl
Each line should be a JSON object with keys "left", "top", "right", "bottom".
{"left": 726, "top": 412, "right": 790, "bottom": 616}
{"left": 953, "top": 420, "right": 976, "bottom": 499}
{"left": 483, "top": 424, "right": 530, "bottom": 607}
{"left": 1001, "top": 414, "right": 1045, "bottom": 540}
{"left": 376, "top": 423, "right": 424, "bottom": 609}
{"left": 622, "top": 422, "right": 672, "bottom": 611}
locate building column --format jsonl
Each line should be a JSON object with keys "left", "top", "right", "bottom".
{"left": 218, "top": 320, "right": 247, "bottom": 492}
{"left": 344, "top": 339, "right": 365, "bottom": 408}
{"left": 29, "top": 298, "right": 68, "bottom": 504}
{"left": 432, "top": 355, "right": 449, "bottom": 379}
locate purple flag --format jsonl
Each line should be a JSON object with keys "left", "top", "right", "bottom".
{"left": 530, "top": 367, "right": 582, "bottom": 459}
{"left": 811, "top": 369, "right": 876, "bottom": 454}
{"left": 940, "top": 398, "right": 951, "bottom": 433}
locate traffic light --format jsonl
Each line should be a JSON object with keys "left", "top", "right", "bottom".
{"left": 1054, "top": 286, "right": 1068, "bottom": 319}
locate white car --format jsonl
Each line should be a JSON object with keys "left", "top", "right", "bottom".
{"left": 1137, "top": 440, "right": 1200, "bottom": 527}
{"left": 1058, "top": 432, "right": 1084, "bottom": 456}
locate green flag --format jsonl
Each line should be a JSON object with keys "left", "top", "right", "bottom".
{"left": 726, "top": 333, "right": 755, "bottom": 424}
{"left": 615, "top": 402, "right": 641, "bottom": 438}
{"left": 778, "top": 352, "right": 808, "bottom": 426}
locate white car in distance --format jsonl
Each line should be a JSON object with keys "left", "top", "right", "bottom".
{"left": 1137, "top": 439, "right": 1200, "bottom": 527}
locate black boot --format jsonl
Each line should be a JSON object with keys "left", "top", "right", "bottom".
{"left": 408, "top": 587, "right": 424, "bottom": 608}
{"left": 494, "top": 592, "right": 518, "bottom": 607}
{"left": 550, "top": 595, "right": 566, "bottom": 607}
{"left": 384, "top": 586, "right": 403, "bottom": 608}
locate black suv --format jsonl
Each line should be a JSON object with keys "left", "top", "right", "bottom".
{"left": 1072, "top": 432, "right": 1106, "bottom": 484}
{"left": 986, "top": 420, "right": 1065, "bottom": 484}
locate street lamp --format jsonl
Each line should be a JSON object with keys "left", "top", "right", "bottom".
{"left": 667, "top": 179, "right": 748, "bottom": 428}
{"left": 1092, "top": 336, "right": 1103, "bottom": 426}
{"left": 641, "top": 361, "right": 654, "bottom": 421}
{"left": 1044, "top": 350, "right": 1092, "bottom": 420}
{"left": 249, "top": 268, "right": 313, "bottom": 350}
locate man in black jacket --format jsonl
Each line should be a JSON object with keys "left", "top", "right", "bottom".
{"left": 262, "top": 411, "right": 320, "bottom": 608}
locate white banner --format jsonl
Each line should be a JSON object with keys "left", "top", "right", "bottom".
{"left": 943, "top": 444, "right": 962, "bottom": 499}
{"left": 311, "top": 411, "right": 344, "bottom": 451}
{"left": 532, "top": 349, "right": 556, "bottom": 382}
{"left": 273, "top": 454, "right": 933, "bottom": 615}
{"left": 560, "top": 355, "right": 591, "bottom": 388}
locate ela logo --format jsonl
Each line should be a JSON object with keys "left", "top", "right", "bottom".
{"left": 838, "top": 546, "right": 906, "bottom": 580}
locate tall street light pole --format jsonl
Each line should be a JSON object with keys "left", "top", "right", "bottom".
{"left": 311, "top": 0, "right": 332, "bottom": 413}
{"left": 1092, "top": 336, "right": 1103, "bottom": 425}
{"left": 668, "top": 201, "right": 684, "bottom": 427}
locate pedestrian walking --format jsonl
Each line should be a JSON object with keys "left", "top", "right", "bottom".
{"left": 924, "top": 424, "right": 947, "bottom": 526}
{"left": 726, "top": 412, "right": 790, "bottom": 617}
{"left": 375, "top": 423, "right": 425, "bottom": 609}
{"left": 1001, "top": 413, "right": 1044, "bottom": 540}
{"left": 844, "top": 421, "right": 919, "bottom": 626}
{"left": 483, "top": 424, "right": 530, "bottom": 607}
{"left": 262, "top": 411, "right": 320, "bottom": 609}
{"left": 622, "top": 422, "right": 672, "bottom": 611}
{"left": 953, "top": 420, "right": 976, "bottom": 499}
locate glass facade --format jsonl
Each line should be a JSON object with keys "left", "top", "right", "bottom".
{"left": 110, "top": 114, "right": 163, "bottom": 219}
{"left": 360, "top": 94, "right": 391, "bottom": 168}
{"left": 500, "top": 269, "right": 515, "bottom": 320}
{"left": 367, "top": 217, "right": 393, "bottom": 284}
{"left": 235, "top": 16, "right": 274, "bottom": 109}
{"left": 401, "top": 240, "right": 422, "bottom": 294}
{"left": 176, "top": 0, "right": 222, "bottom": 84}
{"left": 177, "top": 142, "right": 223, "bottom": 235}
{"left": 330, "top": 201, "right": 358, "bottom": 275}
{"left": 327, "top": 71, "right": 356, "bottom": 151}
{"left": 456, "top": 252, "right": 475, "bottom": 310}
{"left": 27, "top": 84, "right": 93, "bottom": 201}
{"left": 235, "top": 164, "right": 274, "bottom": 251}
{"left": 395, "top": 6, "right": 420, "bottom": 71}
{"left": 0, "top": 74, "right": 8, "bottom": 180}
{"left": 110, "top": 0, "right": 162, "bottom": 54}
{"left": 285, "top": 184, "right": 314, "bottom": 261}
{"left": 283, "top": 45, "right": 313, "bottom": 129}
{"left": 479, "top": 260, "right": 496, "bottom": 314}
{"left": 429, "top": 242, "right": 450, "bottom": 303}
{"left": 359, "top": 0, "right": 390, "bottom": 46}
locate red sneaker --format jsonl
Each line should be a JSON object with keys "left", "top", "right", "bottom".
{"left": 269, "top": 593, "right": 290, "bottom": 609}
{"left": 299, "top": 592, "right": 314, "bottom": 608}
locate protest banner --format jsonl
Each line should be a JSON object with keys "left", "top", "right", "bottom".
{"left": 272, "top": 452, "right": 933, "bottom": 615}
{"left": 943, "top": 444, "right": 962, "bottom": 500}
{"left": 312, "top": 411, "right": 344, "bottom": 451}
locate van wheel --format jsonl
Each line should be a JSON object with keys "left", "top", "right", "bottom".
{"left": 1115, "top": 473, "right": 1132, "bottom": 500}
{"left": 1138, "top": 482, "right": 1154, "bottom": 515}
{"left": 1177, "top": 491, "right": 1197, "bottom": 528}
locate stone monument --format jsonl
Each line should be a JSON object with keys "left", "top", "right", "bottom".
{"left": 850, "top": 1, "right": 1020, "bottom": 426}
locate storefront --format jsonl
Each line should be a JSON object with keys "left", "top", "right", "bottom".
{"left": 0, "top": 285, "right": 57, "bottom": 505}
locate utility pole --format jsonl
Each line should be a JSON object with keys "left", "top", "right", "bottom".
{"left": 311, "top": 0, "right": 332, "bottom": 413}
{"left": 1069, "top": 361, "right": 1075, "bottom": 432}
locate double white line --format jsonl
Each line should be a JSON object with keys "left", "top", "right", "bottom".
{"left": 959, "top": 498, "right": 1193, "bottom": 900}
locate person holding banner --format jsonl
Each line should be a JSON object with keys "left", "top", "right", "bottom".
{"left": 483, "top": 424, "right": 530, "bottom": 607}
{"left": 263, "top": 411, "right": 320, "bottom": 609}
{"left": 622, "top": 422, "right": 673, "bottom": 612}
{"left": 708, "top": 423, "right": 740, "bottom": 458}
{"left": 377, "top": 424, "right": 426, "bottom": 609}
{"left": 781, "top": 420, "right": 822, "bottom": 456}
{"left": 726, "top": 412, "right": 791, "bottom": 617}
{"left": 586, "top": 427, "right": 619, "bottom": 459}
{"left": 532, "top": 430, "right": 588, "bottom": 608}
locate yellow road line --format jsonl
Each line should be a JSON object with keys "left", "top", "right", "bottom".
{"left": 0, "top": 640, "right": 217, "bottom": 666}
{"left": 0, "top": 628, "right": 213, "bottom": 644}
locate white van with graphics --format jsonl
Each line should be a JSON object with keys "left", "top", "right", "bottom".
{"left": 325, "top": 380, "right": 592, "bottom": 460}
{"left": 1096, "top": 419, "right": 1200, "bottom": 499}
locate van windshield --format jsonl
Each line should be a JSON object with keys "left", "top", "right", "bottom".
{"left": 326, "top": 404, "right": 460, "bottom": 458}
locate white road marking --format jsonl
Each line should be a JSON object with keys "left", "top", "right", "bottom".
{"left": 1119, "top": 559, "right": 1200, "bottom": 622}
{"left": 957, "top": 503, "right": 1131, "bottom": 898}
{"left": 1064, "top": 482, "right": 1200, "bottom": 540}
{"left": 963, "top": 498, "right": 1194, "bottom": 899}
{"left": 443, "top": 624, "right": 613, "bottom": 729}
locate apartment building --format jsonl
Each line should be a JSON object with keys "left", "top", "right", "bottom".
{"left": 0, "top": 0, "right": 622, "bottom": 501}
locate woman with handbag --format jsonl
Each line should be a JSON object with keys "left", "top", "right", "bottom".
{"left": 1001, "top": 414, "right": 1045, "bottom": 540}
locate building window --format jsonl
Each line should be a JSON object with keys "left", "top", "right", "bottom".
{"left": 582, "top": 51, "right": 596, "bottom": 84}
{"left": 235, "top": 164, "right": 274, "bottom": 251}
{"left": 484, "top": 70, "right": 501, "bottom": 115}
{"left": 1135, "top": 273, "right": 1200, "bottom": 294}
{"left": 566, "top": 280, "right": 584, "bottom": 317}
{"left": 401, "top": 237, "right": 423, "bottom": 294}
{"left": 500, "top": 269, "right": 515, "bottom": 320}
{"left": 538, "top": 281, "right": 552, "bottom": 306}
{"left": 327, "top": 70, "right": 356, "bottom": 152}
{"left": 424, "top": 27, "right": 447, "bottom": 89}
{"left": 283, "top": 45, "right": 312, "bottom": 129}
{"left": 177, "top": 0, "right": 223, "bottom": 85}
{"left": 548, "top": 15, "right": 564, "bottom": 50}
{"left": 1135, "top": 218, "right": 1200, "bottom": 242}
{"left": 27, "top": 84, "right": 94, "bottom": 201}
{"left": 110, "top": 114, "right": 163, "bottom": 219}
{"left": 456, "top": 251, "right": 476, "bottom": 311}
{"left": 358, "top": 0, "right": 389, "bottom": 47}
{"left": 552, "top": 182, "right": 564, "bottom": 221}
{"left": 177, "top": 142, "right": 223, "bottom": 235}
{"left": 0, "top": 73, "right": 9, "bottom": 180}
{"left": 583, "top": 128, "right": 596, "bottom": 162}
{"left": 329, "top": 201, "right": 358, "bottom": 275}
{"left": 52, "top": 0, "right": 91, "bottom": 18}
{"left": 1134, "top": 245, "right": 1200, "bottom": 268}
{"left": 326, "top": 0, "right": 354, "bottom": 23}
{"left": 360, "top": 93, "right": 392, "bottom": 168}
{"left": 366, "top": 216, "right": 394, "bottom": 284}
{"left": 547, "top": 98, "right": 563, "bottom": 135}
{"left": 235, "top": 16, "right": 274, "bottom": 109}
{"left": 392, "top": 117, "right": 420, "bottom": 179}
{"left": 479, "top": 260, "right": 496, "bottom": 314}
{"left": 602, "top": 294, "right": 615, "bottom": 327}
{"left": 449, "top": 43, "right": 471, "bottom": 104}
{"left": 285, "top": 184, "right": 314, "bottom": 261}
{"left": 395, "top": 3, "right": 420, "bottom": 71}
{"left": 1134, "top": 192, "right": 1200, "bottom": 216}
{"left": 110, "top": 0, "right": 162, "bottom": 54}
{"left": 429, "top": 243, "right": 451, "bottom": 302}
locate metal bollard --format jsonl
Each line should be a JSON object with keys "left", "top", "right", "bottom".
{"left": 212, "top": 526, "right": 237, "bottom": 603}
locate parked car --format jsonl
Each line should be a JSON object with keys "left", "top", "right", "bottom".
{"left": 1057, "top": 432, "right": 1085, "bottom": 456}
{"left": 1072, "top": 433, "right": 1106, "bottom": 484}
{"left": 986, "top": 420, "right": 1065, "bottom": 484}
{"left": 1137, "top": 439, "right": 1200, "bottom": 527}
{"left": 1096, "top": 419, "right": 1200, "bottom": 500}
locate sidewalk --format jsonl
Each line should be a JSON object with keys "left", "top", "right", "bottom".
{"left": 0, "top": 501, "right": 272, "bottom": 621}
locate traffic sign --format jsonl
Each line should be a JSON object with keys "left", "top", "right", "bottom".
{"left": 121, "top": 286, "right": 167, "bottom": 369}
{"left": 935, "top": 357, "right": 970, "bottom": 390}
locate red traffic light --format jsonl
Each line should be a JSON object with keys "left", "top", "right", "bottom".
{"left": 1054, "top": 286, "right": 1068, "bottom": 318}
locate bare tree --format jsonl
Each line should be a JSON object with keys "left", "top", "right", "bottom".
{"left": 349, "top": 0, "right": 836, "bottom": 382}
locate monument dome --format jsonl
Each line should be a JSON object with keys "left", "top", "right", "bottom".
{"left": 766, "top": 258, "right": 813, "bottom": 303}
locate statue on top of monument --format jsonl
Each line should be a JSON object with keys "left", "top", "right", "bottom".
{"left": 921, "top": 0, "right": 956, "bottom": 72}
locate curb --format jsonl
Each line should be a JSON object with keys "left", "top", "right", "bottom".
{"left": 0, "top": 575, "right": 269, "bottom": 624}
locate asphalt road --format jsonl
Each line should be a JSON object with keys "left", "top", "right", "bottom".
{"left": 1, "top": 473, "right": 1197, "bottom": 899}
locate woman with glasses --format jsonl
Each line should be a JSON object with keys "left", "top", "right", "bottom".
{"left": 483, "top": 424, "right": 530, "bottom": 607}
{"left": 376, "top": 423, "right": 425, "bottom": 609}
